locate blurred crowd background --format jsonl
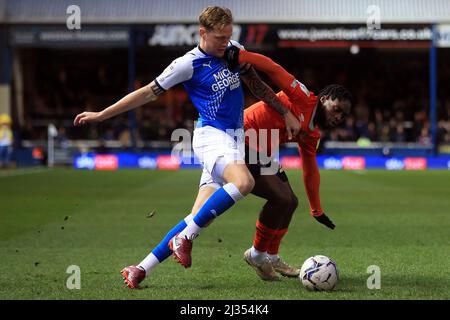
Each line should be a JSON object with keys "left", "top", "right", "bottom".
{"left": 15, "top": 48, "right": 450, "bottom": 147}
{"left": 2, "top": 0, "right": 450, "bottom": 168}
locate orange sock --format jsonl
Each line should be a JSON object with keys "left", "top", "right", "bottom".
{"left": 267, "top": 228, "right": 288, "bottom": 255}
{"left": 253, "top": 220, "right": 278, "bottom": 252}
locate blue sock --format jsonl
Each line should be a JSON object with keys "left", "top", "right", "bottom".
{"left": 151, "top": 218, "right": 188, "bottom": 262}
{"left": 193, "top": 183, "right": 243, "bottom": 228}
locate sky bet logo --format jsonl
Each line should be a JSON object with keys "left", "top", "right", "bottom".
{"left": 212, "top": 69, "right": 240, "bottom": 92}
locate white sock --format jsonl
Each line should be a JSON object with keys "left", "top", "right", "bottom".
{"left": 267, "top": 253, "right": 280, "bottom": 263}
{"left": 178, "top": 220, "right": 202, "bottom": 240}
{"left": 250, "top": 246, "right": 267, "bottom": 264}
{"left": 178, "top": 184, "right": 243, "bottom": 240}
{"left": 137, "top": 213, "right": 193, "bottom": 275}
{"left": 184, "top": 213, "right": 194, "bottom": 223}
{"left": 137, "top": 253, "right": 160, "bottom": 276}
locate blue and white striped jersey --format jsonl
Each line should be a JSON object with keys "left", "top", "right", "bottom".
{"left": 154, "top": 40, "right": 247, "bottom": 131}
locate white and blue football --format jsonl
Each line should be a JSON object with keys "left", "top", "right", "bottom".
{"left": 299, "top": 255, "right": 339, "bottom": 291}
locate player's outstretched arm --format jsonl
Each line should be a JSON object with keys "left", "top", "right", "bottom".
{"left": 73, "top": 81, "right": 159, "bottom": 126}
{"left": 239, "top": 68, "right": 300, "bottom": 141}
{"left": 225, "top": 46, "right": 297, "bottom": 100}
{"left": 240, "top": 67, "right": 300, "bottom": 140}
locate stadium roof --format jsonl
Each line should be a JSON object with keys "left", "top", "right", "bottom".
{"left": 1, "top": 0, "right": 450, "bottom": 24}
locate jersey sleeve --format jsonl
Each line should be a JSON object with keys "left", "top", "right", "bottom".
{"left": 238, "top": 50, "right": 310, "bottom": 103}
{"left": 154, "top": 55, "right": 194, "bottom": 92}
{"left": 298, "top": 135, "right": 323, "bottom": 214}
{"left": 229, "top": 40, "right": 251, "bottom": 75}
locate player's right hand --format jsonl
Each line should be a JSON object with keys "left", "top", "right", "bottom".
{"left": 283, "top": 110, "right": 301, "bottom": 140}
{"left": 73, "top": 111, "right": 103, "bottom": 126}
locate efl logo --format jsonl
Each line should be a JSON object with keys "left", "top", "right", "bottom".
{"left": 280, "top": 156, "right": 302, "bottom": 169}
{"left": 157, "top": 155, "right": 180, "bottom": 170}
{"left": 404, "top": 157, "right": 427, "bottom": 170}
{"left": 95, "top": 155, "right": 118, "bottom": 170}
{"left": 342, "top": 157, "right": 366, "bottom": 170}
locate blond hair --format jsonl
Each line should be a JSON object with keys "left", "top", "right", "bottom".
{"left": 199, "top": 6, "right": 233, "bottom": 31}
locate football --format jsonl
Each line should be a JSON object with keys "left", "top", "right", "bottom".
{"left": 299, "top": 255, "right": 339, "bottom": 291}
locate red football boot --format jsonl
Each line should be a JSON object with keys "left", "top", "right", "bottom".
{"left": 169, "top": 234, "right": 193, "bottom": 268}
{"left": 121, "top": 265, "right": 146, "bottom": 289}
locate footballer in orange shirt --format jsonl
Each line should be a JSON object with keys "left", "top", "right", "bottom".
{"left": 220, "top": 46, "right": 353, "bottom": 280}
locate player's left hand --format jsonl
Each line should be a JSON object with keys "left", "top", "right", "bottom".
{"left": 223, "top": 45, "right": 241, "bottom": 69}
{"left": 312, "top": 212, "right": 335, "bottom": 230}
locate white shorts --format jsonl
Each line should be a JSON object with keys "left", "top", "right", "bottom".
{"left": 193, "top": 126, "right": 245, "bottom": 188}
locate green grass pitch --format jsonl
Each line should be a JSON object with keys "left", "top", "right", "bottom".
{"left": 0, "top": 168, "right": 449, "bottom": 300}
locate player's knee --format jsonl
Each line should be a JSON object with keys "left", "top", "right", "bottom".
{"left": 242, "top": 175, "right": 255, "bottom": 195}
{"left": 270, "top": 192, "right": 292, "bottom": 208}
{"left": 234, "top": 175, "right": 255, "bottom": 195}
{"left": 270, "top": 192, "right": 298, "bottom": 213}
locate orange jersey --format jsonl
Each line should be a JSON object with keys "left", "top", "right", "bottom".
{"left": 244, "top": 90, "right": 320, "bottom": 156}
{"left": 240, "top": 50, "right": 323, "bottom": 214}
